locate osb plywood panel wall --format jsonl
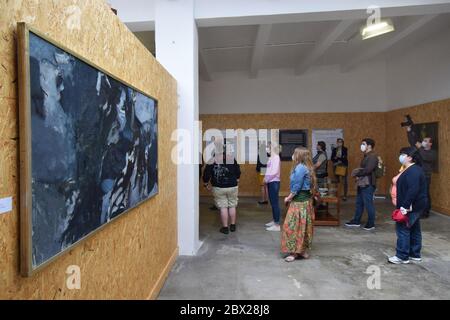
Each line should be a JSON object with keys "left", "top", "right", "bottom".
{"left": 0, "top": 0, "right": 177, "bottom": 299}
{"left": 200, "top": 113, "right": 387, "bottom": 198}
{"left": 385, "top": 99, "right": 450, "bottom": 216}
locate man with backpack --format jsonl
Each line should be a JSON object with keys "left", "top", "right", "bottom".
{"left": 345, "top": 138, "right": 379, "bottom": 231}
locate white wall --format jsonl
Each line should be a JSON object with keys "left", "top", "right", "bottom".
{"left": 155, "top": 0, "right": 201, "bottom": 256}
{"left": 200, "top": 60, "right": 388, "bottom": 114}
{"left": 108, "top": 0, "right": 155, "bottom": 31}
{"left": 386, "top": 26, "right": 450, "bottom": 110}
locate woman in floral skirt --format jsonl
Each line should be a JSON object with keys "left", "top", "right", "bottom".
{"left": 281, "top": 147, "right": 317, "bottom": 262}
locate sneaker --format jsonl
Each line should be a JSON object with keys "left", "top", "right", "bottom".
{"left": 363, "top": 225, "right": 375, "bottom": 231}
{"left": 265, "top": 221, "right": 275, "bottom": 227}
{"left": 266, "top": 224, "right": 280, "bottom": 232}
{"left": 342, "top": 197, "right": 347, "bottom": 201}
{"left": 219, "top": 227, "right": 229, "bottom": 234}
{"left": 345, "top": 221, "right": 361, "bottom": 227}
{"left": 258, "top": 201, "right": 268, "bottom": 205}
{"left": 230, "top": 224, "right": 236, "bottom": 232}
{"left": 388, "top": 256, "right": 410, "bottom": 264}
{"left": 410, "top": 256, "right": 422, "bottom": 262}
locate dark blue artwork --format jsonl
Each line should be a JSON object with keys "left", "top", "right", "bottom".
{"left": 29, "top": 32, "right": 158, "bottom": 269}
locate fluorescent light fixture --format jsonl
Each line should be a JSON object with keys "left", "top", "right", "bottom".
{"left": 361, "top": 19, "right": 395, "bottom": 40}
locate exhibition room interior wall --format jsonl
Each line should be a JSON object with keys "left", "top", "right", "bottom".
{"left": 0, "top": 0, "right": 178, "bottom": 299}
{"left": 199, "top": 28, "right": 450, "bottom": 216}
{"left": 1, "top": 0, "right": 449, "bottom": 302}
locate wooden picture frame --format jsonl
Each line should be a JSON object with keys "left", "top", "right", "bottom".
{"left": 17, "top": 22, "right": 159, "bottom": 276}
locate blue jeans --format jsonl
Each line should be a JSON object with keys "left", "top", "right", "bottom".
{"left": 267, "top": 181, "right": 281, "bottom": 224}
{"left": 352, "top": 185, "right": 376, "bottom": 226}
{"left": 396, "top": 218, "right": 422, "bottom": 261}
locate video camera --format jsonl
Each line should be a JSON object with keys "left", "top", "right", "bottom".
{"left": 401, "top": 114, "right": 414, "bottom": 127}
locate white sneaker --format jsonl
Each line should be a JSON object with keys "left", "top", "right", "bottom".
{"left": 266, "top": 224, "right": 280, "bottom": 232}
{"left": 410, "top": 257, "right": 422, "bottom": 262}
{"left": 388, "top": 256, "right": 410, "bottom": 264}
{"left": 265, "top": 221, "right": 275, "bottom": 227}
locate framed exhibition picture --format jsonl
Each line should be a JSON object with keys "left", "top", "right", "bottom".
{"left": 279, "top": 129, "right": 307, "bottom": 161}
{"left": 17, "top": 23, "right": 158, "bottom": 276}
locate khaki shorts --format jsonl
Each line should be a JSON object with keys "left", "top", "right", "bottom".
{"left": 212, "top": 186, "right": 239, "bottom": 208}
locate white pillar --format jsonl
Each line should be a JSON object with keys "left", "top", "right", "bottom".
{"left": 155, "top": 0, "right": 200, "bottom": 255}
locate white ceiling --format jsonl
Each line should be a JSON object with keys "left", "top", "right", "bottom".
{"left": 131, "top": 13, "right": 450, "bottom": 79}
{"left": 198, "top": 13, "right": 450, "bottom": 78}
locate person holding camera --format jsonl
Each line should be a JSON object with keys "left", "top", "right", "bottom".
{"left": 403, "top": 115, "right": 437, "bottom": 218}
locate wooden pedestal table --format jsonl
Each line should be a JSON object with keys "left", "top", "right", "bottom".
{"left": 314, "top": 195, "right": 340, "bottom": 226}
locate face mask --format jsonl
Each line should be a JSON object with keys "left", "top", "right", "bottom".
{"left": 399, "top": 154, "right": 408, "bottom": 165}
{"left": 422, "top": 141, "right": 428, "bottom": 148}
{"left": 292, "top": 155, "right": 295, "bottom": 161}
{"left": 266, "top": 148, "right": 271, "bottom": 153}
{"left": 360, "top": 144, "right": 367, "bottom": 152}
{"left": 337, "top": 143, "right": 342, "bottom": 148}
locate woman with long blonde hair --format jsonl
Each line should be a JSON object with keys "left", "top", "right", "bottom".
{"left": 281, "top": 147, "right": 317, "bottom": 262}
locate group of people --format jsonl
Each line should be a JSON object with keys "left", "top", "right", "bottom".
{"left": 201, "top": 126, "right": 436, "bottom": 265}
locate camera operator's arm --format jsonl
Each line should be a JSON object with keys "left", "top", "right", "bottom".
{"left": 406, "top": 126, "right": 420, "bottom": 148}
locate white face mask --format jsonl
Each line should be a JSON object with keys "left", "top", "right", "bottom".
{"left": 422, "top": 141, "right": 428, "bottom": 148}
{"left": 292, "top": 155, "right": 295, "bottom": 161}
{"left": 399, "top": 154, "right": 408, "bottom": 165}
{"left": 360, "top": 144, "right": 367, "bottom": 152}
{"left": 266, "top": 147, "right": 271, "bottom": 154}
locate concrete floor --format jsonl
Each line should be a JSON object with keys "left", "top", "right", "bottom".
{"left": 158, "top": 196, "right": 450, "bottom": 300}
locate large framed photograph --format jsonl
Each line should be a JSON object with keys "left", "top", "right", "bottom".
{"left": 17, "top": 23, "right": 158, "bottom": 276}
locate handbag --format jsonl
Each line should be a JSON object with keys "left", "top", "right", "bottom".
{"left": 335, "top": 165, "right": 347, "bottom": 176}
{"left": 391, "top": 209, "right": 409, "bottom": 226}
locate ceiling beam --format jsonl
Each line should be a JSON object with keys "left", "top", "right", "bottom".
{"left": 199, "top": 49, "right": 214, "bottom": 81}
{"left": 250, "top": 24, "right": 272, "bottom": 79}
{"left": 295, "top": 19, "right": 355, "bottom": 75}
{"left": 199, "top": 37, "right": 214, "bottom": 81}
{"left": 342, "top": 14, "right": 439, "bottom": 72}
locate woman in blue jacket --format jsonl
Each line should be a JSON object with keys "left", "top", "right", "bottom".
{"left": 281, "top": 147, "right": 317, "bottom": 262}
{"left": 389, "top": 147, "right": 427, "bottom": 264}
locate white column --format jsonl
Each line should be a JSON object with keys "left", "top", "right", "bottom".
{"left": 155, "top": 0, "right": 200, "bottom": 255}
